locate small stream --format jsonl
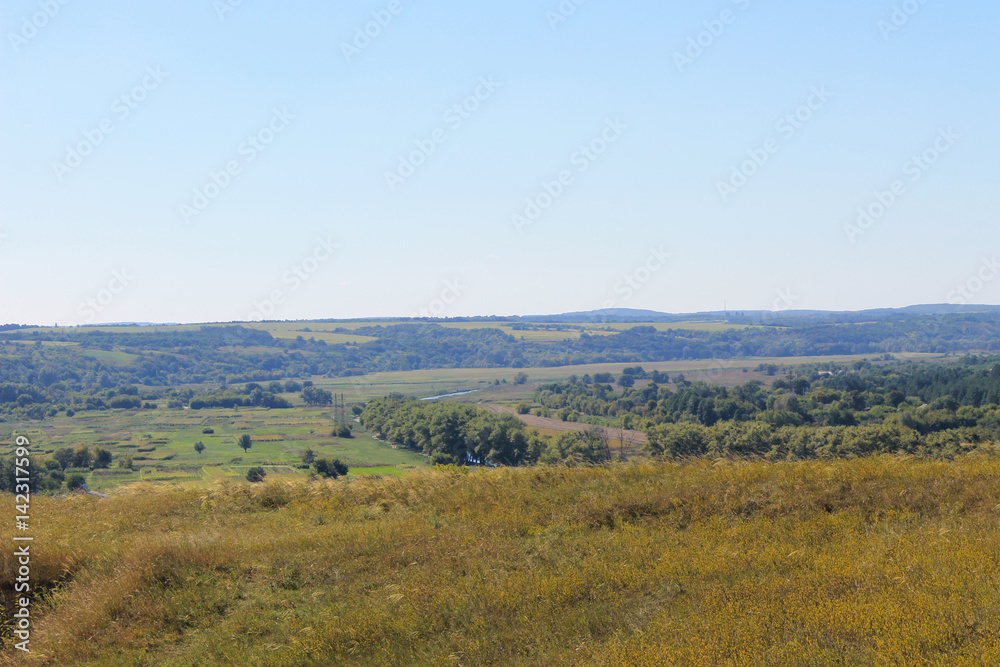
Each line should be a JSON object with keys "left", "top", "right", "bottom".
{"left": 419, "top": 390, "right": 477, "bottom": 401}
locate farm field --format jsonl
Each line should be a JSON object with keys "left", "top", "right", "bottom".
{"left": 316, "top": 351, "right": 945, "bottom": 403}
{"left": 7, "top": 318, "right": 750, "bottom": 344}
{"left": 0, "top": 407, "right": 426, "bottom": 491}
{"left": 6, "top": 457, "right": 1000, "bottom": 665}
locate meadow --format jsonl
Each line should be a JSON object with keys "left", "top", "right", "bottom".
{"left": 3, "top": 407, "right": 426, "bottom": 491}
{"left": 4, "top": 456, "right": 1000, "bottom": 665}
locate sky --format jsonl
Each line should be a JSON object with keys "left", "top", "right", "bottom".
{"left": 1, "top": 0, "right": 998, "bottom": 325}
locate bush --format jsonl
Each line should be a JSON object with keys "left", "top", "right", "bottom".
{"left": 246, "top": 467, "right": 267, "bottom": 483}
{"left": 334, "top": 424, "right": 353, "bottom": 438}
{"left": 202, "top": 427, "right": 214, "bottom": 434}
{"left": 109, "top": 395, "right": 142, "bottom": 409}
{"left": 314, "top": 457, "right": 348, "bottom": 479}
{"left": 66, "top": 473, "right": 86, "bottom": 491}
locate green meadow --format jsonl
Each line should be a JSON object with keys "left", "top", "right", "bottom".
{"left": 3, "top": 406, "right": 426, "bottom": 491}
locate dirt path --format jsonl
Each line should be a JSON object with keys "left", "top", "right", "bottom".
{"left": 481, "top": 403, "right": 647, "bottom": 445}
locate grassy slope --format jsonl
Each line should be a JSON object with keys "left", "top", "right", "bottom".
{"left": 4, "top": 457, "right": 1000, "bottom": 665}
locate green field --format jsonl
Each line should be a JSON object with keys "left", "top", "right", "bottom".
{"left": 1, "top": 407, "right": 427, "bottom": 491}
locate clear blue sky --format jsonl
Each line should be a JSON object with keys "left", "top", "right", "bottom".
{"left": 1, "top": 0, "right": 997, "bottom": 324}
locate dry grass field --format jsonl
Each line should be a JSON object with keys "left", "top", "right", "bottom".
{"left": 4, "top": 457, "right": 1000, "bottom": 665}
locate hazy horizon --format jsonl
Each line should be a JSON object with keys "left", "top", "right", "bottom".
{"left": 13, "top": 301, "right": 1000, "bottom": 329}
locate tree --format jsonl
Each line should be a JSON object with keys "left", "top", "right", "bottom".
{"left": 334, "top": 424, "right": 353, "bottom": 438}
{"left": 513, "top": 372, "right": 528, "bottom": 385}
{"left": 73, "top": 445, "right": 92, "bottom": 469}
{"left": 194, "top": 440, "right": 206, "bottom": 455}
{"left": 301, "top": 448, "right": 316, "bottom": 465}
{"left": 301, "top": 386, "right": 333, "bottom": 406}
{"left": 617, "top": 375, "right": 635, "bottom": 388}
{"left": 246, "top": 467, "right": 266, "bottom": 483}
{"left": 237, "top": 434, "right": 252, "bottom": 452}
{"left": 614, "top": 418, "right": 635, "bottom": 461}
{"left": 66, "top": 473, "right": 86, "bottom": 491}
{"left": 314, "top": 457, "right": 348, "bottom": 478}
{"left": 92, "top": 447, "right": 112, "bottom": 469}
{"left": 53, "top": 447, "right": 75, "bottom": 470}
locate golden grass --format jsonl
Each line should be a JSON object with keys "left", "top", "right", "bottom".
{"left": 4, "top": 457, "right": 1000, "bottom": 665}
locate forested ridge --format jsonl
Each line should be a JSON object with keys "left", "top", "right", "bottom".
{"left": 3, "top": 313, "right": 1000, "bottom": 422}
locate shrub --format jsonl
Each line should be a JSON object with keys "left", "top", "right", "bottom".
{"left": 314, "top": 458, "right": 348, "bottom": 479}
{"left": 66, "top": 473, "right": 86, "bottom": 491}
{"left": 246, "top": 467, "right": 267, "bottom": 483}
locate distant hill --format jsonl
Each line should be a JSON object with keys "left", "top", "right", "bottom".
{"left": 519, "top": 304, "right": 1000, "bottom": 325}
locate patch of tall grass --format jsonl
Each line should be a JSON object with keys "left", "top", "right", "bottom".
{"left": 4, "top": 457, "right": 1000, "bottom": 664}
